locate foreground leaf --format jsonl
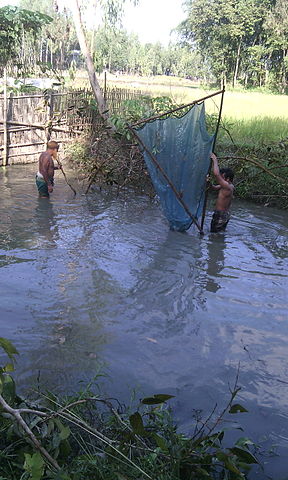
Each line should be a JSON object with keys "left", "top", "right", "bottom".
{"left": 229, "top": 447, "right": 258, "bottom": 464}
{"left": 129, "top": 412, "right": 146, "bottom": 435}
{"left": 141, "top": 394, "right": 174, "bottom": 405}
{"left": 229, "top": 404, "right": 248, "bottom": 414}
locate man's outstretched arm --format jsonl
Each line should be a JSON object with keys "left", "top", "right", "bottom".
{"left": 210, "top": 153, "right": 231, "bottom": 190}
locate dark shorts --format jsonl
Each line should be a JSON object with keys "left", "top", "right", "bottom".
{"left": 36, "top": 175, "right": 53, "bottom": 197}
{"left": 210, "top": 210, "right": 230, "bottom": 233}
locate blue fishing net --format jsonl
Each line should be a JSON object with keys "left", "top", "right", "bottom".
{"left": 134, "top": 103, "right": 214, "bottom": 232}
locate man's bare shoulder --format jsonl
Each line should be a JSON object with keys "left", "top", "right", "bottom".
{"left": 221, "top": 182, "right": 234, "bottom": 192}
{"left": 39, "top": 152, "right": 54, "bottom": 169}
{"left": 39, "top": 151, "right": 52, "bottom": 161}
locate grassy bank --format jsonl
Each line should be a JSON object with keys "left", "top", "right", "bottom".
{"left": 219, "top": 116, "right": 288, "bottom": 148}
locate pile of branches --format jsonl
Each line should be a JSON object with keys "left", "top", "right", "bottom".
{"left": 65, "top": 125, "right": 154, "bottom": 196}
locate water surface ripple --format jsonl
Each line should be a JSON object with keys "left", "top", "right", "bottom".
{"left": 0, "top": 164, "right": 288, "bottom": 478}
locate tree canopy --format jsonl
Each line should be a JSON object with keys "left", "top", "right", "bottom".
{"left": 179, "top": 0, "right": 288, "bottom": 91}
{"left": 0, "top": 0, "right": 287, "bottom": 94}
{"left": 0, "top": 5, "right": 52, "bottom": 68}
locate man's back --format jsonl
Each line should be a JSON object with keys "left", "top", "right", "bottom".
{"left": 38, "top": 152, "right": 54, "bottom": 181}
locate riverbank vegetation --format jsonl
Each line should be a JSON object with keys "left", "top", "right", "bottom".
{"left": 0, "top": 337, "right": 261, "bottom": 480}
{"left": 65, "top": 88, "right": 288, "bottom": 209}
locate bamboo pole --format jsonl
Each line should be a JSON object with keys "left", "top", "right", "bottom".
{"left": 3, "top": 67, "right": 8, "bottom": 166}
{"left": 0, "top": 120, "right": 81, "bottom": 135}
{"left": 128, "top": 125, "right": 203, "bottom": 233}
{"left": 200, "top": 87, "right": 225, "bottom": 232}
{"left": 0, "top": 126, "right": 34, "bottom": 133}
{"left": 0, "top": 139, "right": 69, "bottom": 150}
{"left": 130, "top": 90, "right": 224, "bottom": 128}
{"left": 3, "top": 150, "right": 46, "bottom": 159}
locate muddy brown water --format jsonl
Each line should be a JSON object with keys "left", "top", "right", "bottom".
{"left": 0, "top": 164, "right": 288, "bottom": 478}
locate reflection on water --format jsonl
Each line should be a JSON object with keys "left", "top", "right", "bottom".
{"left": 206, "top": 234, "right": 226, "bottom": 292}
{"left": 0, "top": 164, "right": 288, "bottom": 478}
{"left": 34, "top": 198, "right": 58, "bottom": 246}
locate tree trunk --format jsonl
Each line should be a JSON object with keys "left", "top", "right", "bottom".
{"left": 39, "top": 38, "right": 43, "bottom": 63}
{"left": 50, "top": 39, "right": 53, "bottom": 68}
{"left": 108, "top": 46, "right": 112, "bottom": 72}
{"left": 71, "top": 0, "right": 112, "bottom": 126}
{"left": 90, "top": 29, "right": 95, "bottom": 56}
{"left": 264, "top": 59, "right": 270, "bottom": 86}
{"left": 282, "top": 49, "right": 287, "bottom": 94}
{"left": 221, "top": 70, "right": 226, "bottom": 89}
{"left": 233, "top": 39, "right": 241, "bottom": 88}
{"left": 60, "top": 41, "right": 64, "bottom": 69}
{"left": 244, "top": 72, "right": 248, "bottom": 88}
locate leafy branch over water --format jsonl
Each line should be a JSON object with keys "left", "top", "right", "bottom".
{"left": 0, "top": 337, "right": 260, "bottom": 479}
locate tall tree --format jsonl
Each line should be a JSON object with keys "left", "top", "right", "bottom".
{"left": 179, "top": 0, "right": 275, "bottom": 87}
{"left": 71, "top": 0, "right": 108, "bottom": 122}
{"left": 265, "top": 0, "right": 288, "bottom": 92}
{"left": 70, "top": 0, "right": 137, "bottom": 125}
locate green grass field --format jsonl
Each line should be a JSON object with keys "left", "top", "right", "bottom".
{"left": 107, "top": 74, "right": 288, "bottom": 146}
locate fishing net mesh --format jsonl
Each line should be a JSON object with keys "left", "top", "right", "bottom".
{"left": 134, "top": 103, "right": 214, "bottom": 232}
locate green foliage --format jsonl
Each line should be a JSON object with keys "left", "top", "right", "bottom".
{"left": 64, "top": 136, "right": 91, "bottom": 167}
{"left": 179, "top": 0, "right": 288, "bottom": 92}
{"left": 0, "top": 337, "right": 18, "bottom": 401}
{"left": 0, "top": 338, "right": 261, "bottom": 480}
{"left": 24, "top": 452, "right": 45, "bottom": 480}
{"left": 91, "top": 25, "right": 205, "bottom": 78}
{"left": 19, "top": 0, "right": 77, "bottom": 73}
{"left": 110, "top": 95, "right": 177, "bottom": 140}
{"left": 0, "top": 6, "right": 52, "bottom": 67}
{"left": 216, "top": 117, "right": 288, "bottom": 208}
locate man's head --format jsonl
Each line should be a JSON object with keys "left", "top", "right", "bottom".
{"left": 47, "top": 140, "right": 59, "bottom": 158}
{"left": 220, "top": 167, "right": 234, "bottom": 183}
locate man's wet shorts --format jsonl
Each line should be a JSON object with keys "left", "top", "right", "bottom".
{"left": 210, "top": 210, "right": 231, "bottom": 233}
{"left": 35, "top": 172, "right": 53, "bottom": 197}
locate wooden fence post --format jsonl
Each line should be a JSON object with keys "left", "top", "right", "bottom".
{"left": 46, "top": 92, "right": 53, "bottom": 142}
{"left": 3, "top": 67, "right": 8, "bottom": 166}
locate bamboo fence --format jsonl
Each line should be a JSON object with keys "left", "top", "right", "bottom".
{"left": 0, "top": 85, "right": 145, "bottom": 166}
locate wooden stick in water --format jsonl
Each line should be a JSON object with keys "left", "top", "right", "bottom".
{"left": 56, "top": 156, "right": 77, "bottom": 196}
{"left": 200, "top": 87, "right": 225, "bottom": 232}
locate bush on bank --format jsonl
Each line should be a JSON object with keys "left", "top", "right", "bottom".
{"left": 0, "top": 337, "right": 260, "bottom": 480}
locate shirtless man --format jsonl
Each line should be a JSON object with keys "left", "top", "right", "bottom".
{"left": 210, "top": 152, "right": 234, "bottom": 233}
{"left": 35, "top": 141, "right": 60, "bottom": 197}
